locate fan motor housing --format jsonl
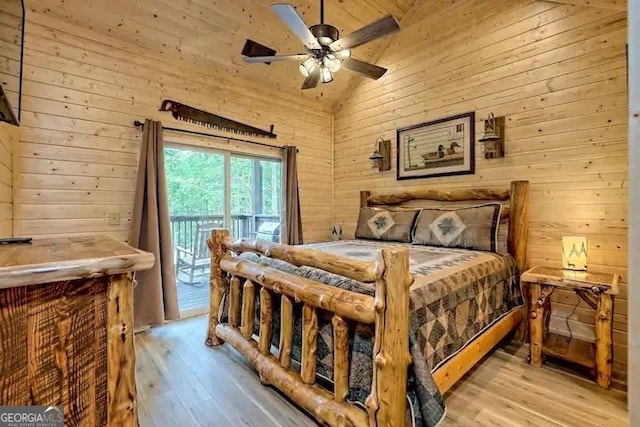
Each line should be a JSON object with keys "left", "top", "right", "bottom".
{"left": 309, "top": 24, "right": 339, "bottom": 46}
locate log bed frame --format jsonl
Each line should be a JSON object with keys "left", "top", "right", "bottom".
{"left": 206, "top": 180, "right": 529, "bottom": 427}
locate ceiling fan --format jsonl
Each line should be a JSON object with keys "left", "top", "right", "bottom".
{"left": 242, "top": 1, "right": 400, "bottom": 89}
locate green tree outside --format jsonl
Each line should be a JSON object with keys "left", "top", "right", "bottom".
{"left": 165, "top": 148, "right": 281, "bottom": 217}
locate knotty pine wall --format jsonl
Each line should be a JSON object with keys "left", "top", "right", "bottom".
{"left": 1, "top": 10, "right": 333, "bottom": 244}
{"left": 0, "top": 123, "right": 16, "bottom": 236}
{"left": 333, "top": 0, "right": 628, "bottom": 383}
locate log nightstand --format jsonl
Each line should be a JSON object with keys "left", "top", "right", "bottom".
{"left": 521, "top": 266, "right": 619, "bottom": 389}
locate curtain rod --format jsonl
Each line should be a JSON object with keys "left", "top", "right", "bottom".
{"left": 133, "top": 120, "right": 294, "bottom": 151}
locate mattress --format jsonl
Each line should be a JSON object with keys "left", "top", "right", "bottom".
{"left": 232, "top": 239, "right": 523, "bottom": 427}
{"left": 302, "top": 240, "right": 523, "bottom": 371}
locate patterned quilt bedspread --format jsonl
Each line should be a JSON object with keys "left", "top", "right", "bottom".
{"left": 230, "top": 240, "right": 523, "bottom": 427}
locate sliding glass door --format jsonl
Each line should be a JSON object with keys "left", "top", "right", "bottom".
{"left": 164, "top": 145, "right": 281, "bottom": 315}
{"left": 230, "top": 156, "right": 282, "bottom": 241}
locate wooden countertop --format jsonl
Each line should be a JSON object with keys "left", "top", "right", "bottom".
{"left": 521, "top": 265, "right": 620, "bottom": 295}
{"left": 0, "top": 235, "right": 155, "bottom": 288}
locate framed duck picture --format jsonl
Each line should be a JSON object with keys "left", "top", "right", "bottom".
{"left": 396, "top": 112, "right": 475, "bottom": 180}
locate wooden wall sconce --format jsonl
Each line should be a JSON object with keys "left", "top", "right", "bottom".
{"left": 479, "top": 113, "right": 505, "bottom": 159}
{"left": 369, "top": 138, "right": 391, "bottom": 171}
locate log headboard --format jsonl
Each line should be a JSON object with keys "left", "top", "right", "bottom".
{"left": 359, "top": 180, "right": 530, "bottom": 273}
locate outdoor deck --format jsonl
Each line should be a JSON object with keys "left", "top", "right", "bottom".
{"left": 175, "top": 280, "right": 208, "bottom": 314}
{"left": 171, "top": 214, "right": 280, "bottom": 314}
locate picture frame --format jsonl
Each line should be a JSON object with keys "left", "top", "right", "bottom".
{"left": 396, "top": 112, "right": 475, "bottom": 180}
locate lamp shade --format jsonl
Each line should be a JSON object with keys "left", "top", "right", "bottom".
{"left": 320, "top": 67, "right": 333, "bottom": 83}
{"left": 478, "top": 132, "right": 501, "bottom": 142}
{"left": 324, "top": 55, "right": 341, "bottom": 73}
{"left": 369, "top": 150, "right": 383, "bottom": 161}
{"left": 335, "top": 49, "right": 351, "bottom": 59}
{"left": 299, "top": 58, "right": 318, "bottom": 77}
{"left": 562, "top": 236, "right": 587, "bottom": 271}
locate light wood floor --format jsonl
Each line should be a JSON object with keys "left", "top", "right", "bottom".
{"left": 135, "top": 316, "right": 628, "bottom": 427}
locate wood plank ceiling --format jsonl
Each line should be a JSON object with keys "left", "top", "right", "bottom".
{"left": 27, "top": 0, "right": 415, "bottom": 107}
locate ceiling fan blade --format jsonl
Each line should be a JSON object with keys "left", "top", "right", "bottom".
{"left": 342, "top": 57, "right": 388, "bottom": 80}
{"left": 271, "top": 4, "right": 322, "bottom": 50}
{"left": 243, "top": 54, "right": 309, "bottom": 63}
{"left": 242, "top": 39, "right": 277, "bottom": 58}
{"left": 301, "top": 68, "right": 321, "bottom": 90}
{"left": 329, "top": 15, "right": 399, "bottom": 51}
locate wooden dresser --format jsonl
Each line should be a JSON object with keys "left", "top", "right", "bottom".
{"left": 0, "top": 235, "right": 154, "bottom": 426}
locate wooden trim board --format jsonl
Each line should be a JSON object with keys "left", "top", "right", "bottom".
{"left": 433, "top": 307, "right": 525, "bottom": 394}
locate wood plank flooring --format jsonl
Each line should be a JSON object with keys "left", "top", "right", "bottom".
{"left": 135, "top": 316, "right": 628, "bottom": 427}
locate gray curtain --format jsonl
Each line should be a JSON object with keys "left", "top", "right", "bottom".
{"left": 128, "top": 119, "right": 180, "bottom": 327}
{"left": 281, "top": 146, "right": 303, "bottom": 245}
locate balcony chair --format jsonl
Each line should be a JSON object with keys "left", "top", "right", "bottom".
{"left": 175, "top": 222, "right": 219, "bottom": 285}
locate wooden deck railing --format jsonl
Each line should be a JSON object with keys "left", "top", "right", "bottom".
{"left": 170, "top": 214, "right": 280, "bottom": 250}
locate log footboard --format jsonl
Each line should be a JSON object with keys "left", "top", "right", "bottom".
{"left": 206, "top": 230, "right": 413, "bottom": 427}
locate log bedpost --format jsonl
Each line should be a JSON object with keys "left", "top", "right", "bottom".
{"left": 360, "top": 190, "right": 371, "bottom": 209}
{"left": 206, "top": 229, "right": 229, "bottom": 346}
{"left": 507, "top": 180, "right": 529, "bottom": 274}
{"left": 508, "top": 181, "right": 530, "bottom": 343}
{"left": 366, "top": 247, "right": 413, "bottom": 427}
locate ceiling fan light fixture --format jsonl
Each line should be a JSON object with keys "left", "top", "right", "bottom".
{"left": 310, "top": 24, "right": 340, "bottom": 46}
{"left": 320, "top": 67, "right": 333, "bottom": 83}
{"left": 335, "top": 49, "right": 351, "bottom": 59}
{"left": 323, "top": 55, "right": 341, "bottom": 73}
{"left": 299, "top": 57, "right": 318, "bottom": 77}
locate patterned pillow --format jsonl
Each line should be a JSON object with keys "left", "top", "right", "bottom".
{"left": 411, "top": 203, "right": 502, "bottom": 252}
{"left": 355, "top": 208, "right": 419, "bottom": 243}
